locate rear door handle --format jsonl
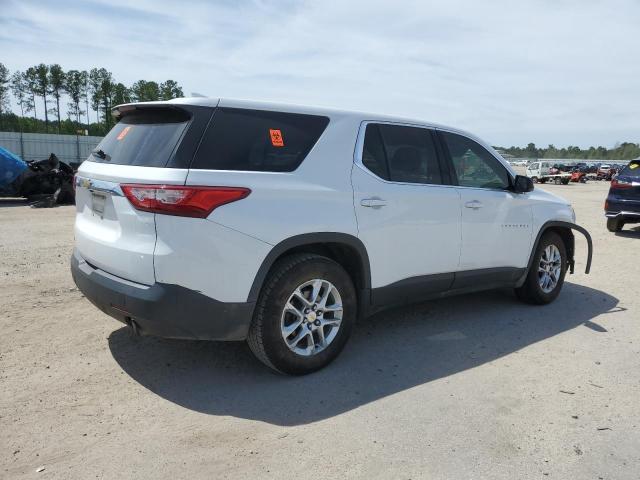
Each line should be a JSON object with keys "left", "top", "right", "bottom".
{"left": 464, "top": 200, "right": 483, "bottom": 209}
{"left": 361, "top": 198, "right": 387, "bottom": 208}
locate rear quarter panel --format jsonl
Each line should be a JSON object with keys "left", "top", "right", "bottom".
{"left": 185, "top": 114, "right": 361, "bottom": 245}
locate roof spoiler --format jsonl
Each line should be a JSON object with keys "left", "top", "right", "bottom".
{"left": 111, "top": 102, "right": 193, "bottom": 121}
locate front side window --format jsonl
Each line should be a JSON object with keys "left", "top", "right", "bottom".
{"left": 441, "top": 131, "right": 510, "bottom": 189}
{"left": 361, "top": 123, "right": 442, "bottom": 185}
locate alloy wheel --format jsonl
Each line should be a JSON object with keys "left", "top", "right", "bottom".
{"left": 538, "top": 244, "right": 562, "bottom": 293}
{"left": 280, "top": 279, "right": 343, "bottom": 356}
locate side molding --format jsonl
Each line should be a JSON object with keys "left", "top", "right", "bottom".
{"left": 246, "top": 232, "right": 372, "bottom": 303}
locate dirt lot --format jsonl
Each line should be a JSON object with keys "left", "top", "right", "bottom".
{"left": 1, "top": 181, "right": 639, "bottom": 479}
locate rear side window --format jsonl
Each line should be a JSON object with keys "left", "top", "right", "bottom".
{"left": 361, "top": 123, "right": 442, "bottom": 185}
{"left": 191, "top": 108, "right": 329, "bottom": 172}
{"left": 619, "top": 160, "right": 640, "bottom": 178}
{"left": 362, "top": 124, "right": 389, "bottom": 179}
{"left": 88, "top": 109, "right": 190, "bottom": 167}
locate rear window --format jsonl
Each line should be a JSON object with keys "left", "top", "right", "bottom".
{"left": 88, "top": 109, "right": 190, "bottom": 167}
{"left": 191, "top": 108, "right": 329, "bottom": 172}
{"left": 619, "top": 160, "right": 640, "bottom": 178}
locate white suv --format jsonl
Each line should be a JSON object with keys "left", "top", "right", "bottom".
{"left": 71, "top": 98, "right": 592, "bottom": 374}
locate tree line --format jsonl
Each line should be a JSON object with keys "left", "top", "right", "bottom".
{"left": 0, "top": 62, "right": 184, "bottom": 136}
{"left": 496, "top": 142, "right": 640, "bottom": 161}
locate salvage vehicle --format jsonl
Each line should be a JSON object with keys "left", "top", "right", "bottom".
{"left": 71, "top": 98, "right": 592, "bottom": 374}
{"left": 0, "top": 148, "right": 75, "bottom": 206}
{"left": 570, "top": 169, "right": 588, "bottom": 183}
{"left": 597, "top": 164, "right": 612, "bottom": 181}
{"left": 605, "top": 159, "right": 640, "bottom": 232}
{"left": 526, "top": 161, "right": 571, "bottom": 184}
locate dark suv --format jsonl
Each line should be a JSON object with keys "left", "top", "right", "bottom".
{"left": 605, "top": 160, "right": 640, "bottom": 232}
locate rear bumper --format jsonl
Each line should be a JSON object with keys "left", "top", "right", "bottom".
{"left": 605, "top": 196, "right": 640, "bottom": 223}
{"left": 71, "top": 250, "right": 254, "bottom": 340}
{"left": 605, "top": 210, "right": 640, "bottom": 223}
{"left": 606, "top": 195, "right": 640, "bottom": 213}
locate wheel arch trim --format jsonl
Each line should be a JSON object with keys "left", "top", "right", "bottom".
{"left": 520, "top": 221, "right": 592, "bottom": 286}
{"left": 247, "top": 232, "right": 372, "bottom": 303}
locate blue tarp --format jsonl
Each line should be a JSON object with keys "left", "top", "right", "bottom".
{"left": 0, "top": 146, "right": 27, "bottom": 188}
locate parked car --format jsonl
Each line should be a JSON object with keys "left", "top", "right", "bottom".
{"left": 597, "top": 164, "right": 612, "bottom": 180}
{"left": 526, "top": 161, "right": 553, "bottom": 181}
{"left": 550, "top": 163, "right": 570, "bottom": 174}
{"left": 70, "top": 98, "right": 592, "bottom": 374}
{"left": 570, "top": 170, "right": 588, "bottom": 183}
{"left": 604, "top": 166, "right": 619, "bottom": 181}
{"left": 605, "top": 160, "right": 640, "bottom": 232}
{"left": 527, "top": 161, "right": 570, "bottom": 184}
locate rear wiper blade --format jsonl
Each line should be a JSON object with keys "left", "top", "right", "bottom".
{"left": 91, "top": 149, "right": 109, "bottom": 160}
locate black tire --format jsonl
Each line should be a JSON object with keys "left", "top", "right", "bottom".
{"left": 606, "top": 218, "right": 624, "bottom": 232}
{"left": 515, "top": 231, "right": 567, "bottom": 305}
{"left": 562, "top": 178, "right": 570, "bottom": 185}
{"left": 247, "top": 253, "right": 357, "bottom": 375}
{"left": 531, "top": 177, "right": 539, "bottom": 184}
{"left": 554, "top": 177, "right": 562, "bottom": 185}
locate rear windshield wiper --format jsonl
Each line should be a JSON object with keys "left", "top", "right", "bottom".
{"left": 91, "top": 149, "right": 109, "bottom": 160}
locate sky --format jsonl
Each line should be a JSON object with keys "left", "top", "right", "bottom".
{"left": 1, "top": 0, "right": 639, "bottom": 148}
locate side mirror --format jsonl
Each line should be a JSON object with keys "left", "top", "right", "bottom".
{"left": 513, "top": 175, "right": 534, "bottom": 193}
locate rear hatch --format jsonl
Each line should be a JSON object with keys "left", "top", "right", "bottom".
{"left": 74, "top": 104, "right": 210, "bottom": 284}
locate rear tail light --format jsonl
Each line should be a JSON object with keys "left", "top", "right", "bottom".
{"left": 610, "top": 178, "right": 632, "bottom": 190}
{"left": 120, "top": 184, "right": 250, "bottom": 218}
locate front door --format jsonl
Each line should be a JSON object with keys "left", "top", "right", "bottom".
{"left": 437, "top": 130, "right": 533, "bottom": 272}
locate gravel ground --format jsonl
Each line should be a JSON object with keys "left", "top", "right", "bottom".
{"left": 1, "top": 181, "right": 638, "bottom": 479}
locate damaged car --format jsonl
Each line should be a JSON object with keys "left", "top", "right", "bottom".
{"left": 0, "top": 147, "right": 75, "bottom": 207}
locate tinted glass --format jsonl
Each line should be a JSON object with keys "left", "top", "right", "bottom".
{"left": 379, "top": 125, "right": 441, "bottom": 184}
{"left": 88, "top": 109, "right": 190, "bottom": 167}
{"left": 362, "top": 124, "right": 389, "bottom": 180}
{"left": 361, "top": 123, "right": 442, "bottom": 184}
{"left": 619, "top": 160, "right": 640, "bottom": 178}
{"left": 441, "top": 131, "right": 510, "bottom": 189}
{"left": 191, "top": 108, "right": 329, "bottom": 172}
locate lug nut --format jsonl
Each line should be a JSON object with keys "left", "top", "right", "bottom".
{"left": 314, "top": 320, "right": 321, "bottom": 326}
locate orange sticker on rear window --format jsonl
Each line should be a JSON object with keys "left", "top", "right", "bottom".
{"left": 117, "top": 126, "right": 132, "bottom": 141}
{"left": 269, "top": 129, "right": 284, "bottom": 147}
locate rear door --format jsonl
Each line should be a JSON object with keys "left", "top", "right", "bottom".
{"left": 352, "top": 122, "right": 461, "bottom": 297}
{"left": 74, "top": 106, "right": 209, "bottom": 284}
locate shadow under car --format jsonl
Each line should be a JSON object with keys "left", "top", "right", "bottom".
{"left": 108, "top": 282, "right": 618, "bottom": 426}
